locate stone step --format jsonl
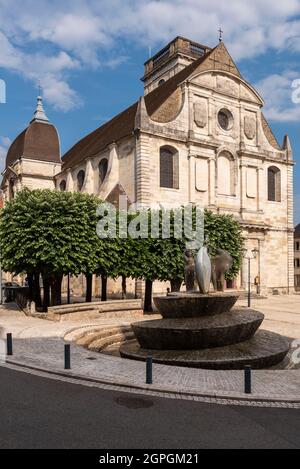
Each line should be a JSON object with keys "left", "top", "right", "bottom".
{"left": 55, "top": 309, "right": 143, "bottom": 322}
{"left": 76, "top": 326, "right": 132, "bottom": 347}
{"left": 49, "top": 299, "right": 142, "bottom": 314}
{"left": 64, "top": 325, "right": 103, "bottom": 342}
{"left": 88, "top": 331, "right": 135, "bottom": 352}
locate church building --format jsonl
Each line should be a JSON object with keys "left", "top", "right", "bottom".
{"left": 1, "top": 36, "right": 295, "bottom": 296}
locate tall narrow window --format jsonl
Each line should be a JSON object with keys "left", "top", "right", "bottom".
{"left": 9, "top": 178, "right": 14, "bottom": 200}
{"left": 99, "top": 158, "right": 108, "bottom": 185}
{"left": 268, "top": 166, "right": 281, "bottom": 202}
{"left": 77, "top": 170, "right": 85, "bottom": 191}
{"left": 159, "top": 146, "right": 179, "bottom": 189}
{"left": 59, "top": 180, "right": 66, "bottom": 191}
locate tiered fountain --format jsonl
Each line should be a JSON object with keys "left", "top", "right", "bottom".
{"left": 120, "top": 247, "right": 289, "bottom": 369}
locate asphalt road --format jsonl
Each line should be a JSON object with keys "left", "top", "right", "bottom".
{"left": 0, "top": 366, "right": 299, "bottom": 449}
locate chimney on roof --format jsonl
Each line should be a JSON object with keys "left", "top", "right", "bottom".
{"left": 141, "top": 36, "right": 211, "bottom": 95}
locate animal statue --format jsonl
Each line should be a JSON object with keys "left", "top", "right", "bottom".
{"left": 211, "top": 249, "right": 233, "bottom": 292}
{"left": 184, "top": 249, "right": 196, "bottom": 292}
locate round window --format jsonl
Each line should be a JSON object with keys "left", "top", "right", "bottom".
{"left": 218, "top": 109, "right": 233, "bottom": 131}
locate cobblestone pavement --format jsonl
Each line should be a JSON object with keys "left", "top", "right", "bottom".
{"left": 0, "top": 298, "right": 300, "bottom": 407}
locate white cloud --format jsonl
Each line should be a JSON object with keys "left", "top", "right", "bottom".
{"left": 0, "top": 0, "right": 300, "bottom": 110}
{"left": 0, "top": 136, "right": 11, "bottom": 173}
{"left": 255, "top": 72, "right": 300, "bottom": 122}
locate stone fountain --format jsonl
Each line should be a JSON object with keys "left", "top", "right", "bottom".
{"left": 120, "top": 247, "right": 289, "bottom": 369}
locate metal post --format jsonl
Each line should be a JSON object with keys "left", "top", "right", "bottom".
{"left": 248, "top": 258, "right": 251, "bottom": 308}
{"left": 64, "top": 344, "right": 71, "bottom": 369}
{"left": 244, "top": 365, "right": 252, "bottom": 394}
{"left": 7, "top": 333, "right": 13, "bottom": 356}
{"left": 146, "top": 354, "right": 153, "bottom": 384}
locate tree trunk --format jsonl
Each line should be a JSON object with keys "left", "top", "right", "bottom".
{"left": 101, "top": 275, "right": 107, "bottom": 302}
{"left": 121, "top": 276, "right": 127, "bottom": 299}
{"left": 67, "top": 274, "right": 71, "bottom": 304}
{"left": 50, "top": 274, "right": 62, "bottom": 306}
{"left": 170, "top": 278, "right": 182, "bottom": 293}
{"left": 42, "top": 275, "right": 50, "bottom": 311}
{"left": 144, "top": 279, "right": 153, "bottom": 313}
{"left": 27, "top": 273, "right": 34, "bottom": 300}
{"left": 33, "top": 272, "right": 42, "bottom": 307}
{"left": 86, "top": 273, "right": 93, "bottom": 303}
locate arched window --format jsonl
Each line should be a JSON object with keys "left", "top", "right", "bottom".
{"left": 77, "top": 170, "right": 85, "bottom": 191}
{"left": 268, "top": 166, "right": 281, "bottom": 202}
{"left": 9, "top": 178, "right": 14, "bottom": 200}
{"left": 160, "top": 146, "right": 179, "bottom": 189}
{"left": 217, "top": 151, "right": 235, "bottom": 196}
{"left": 59, "top": 180, "right": 66, "bottom": 191}
{"left": 99, "top": 158, "right": 108, "bottom": 185}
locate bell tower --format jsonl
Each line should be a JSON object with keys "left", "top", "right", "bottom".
{"left": 142, "top": 36, "right": 211, "bottom": 94}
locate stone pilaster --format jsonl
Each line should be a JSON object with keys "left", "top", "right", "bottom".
{"left": 239, "top": 162, "right": 247, "bottom": 216}
{"left": 188, "top": 151, "right": 196, "bottom": 204}
{"left": 208, "top": 156, "right": 216, "bottom": 207}
{"left": 135, "top": 131, "right": 151, "bottom": 207}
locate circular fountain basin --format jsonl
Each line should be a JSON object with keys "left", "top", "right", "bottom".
{"left": 132, "top": 309, "right": 264, "bottom": 350}
{"left": 120, "top": 330, "right": 290, "bottom": 370}
{"left": 153, "top": 292, "right": 240, "bottom": 319}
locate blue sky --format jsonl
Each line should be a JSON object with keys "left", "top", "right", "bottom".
{"left": 0, "top": 0, "right": 299, "bottom": 223}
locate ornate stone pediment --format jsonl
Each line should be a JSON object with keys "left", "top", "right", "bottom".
{"left": 244, "top": 116, "right": 256, "bottom": 140}
{"left": 193, "top": 102, "right": 207, "bottom": 128}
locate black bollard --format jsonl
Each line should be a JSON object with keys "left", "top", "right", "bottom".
{"left": 244, "top": 365, "right": 252, "bottom": 394}
{"left": 6, "top": 333, "right": 13, "bottom": 356}
{"left": 146, "top": 354, "right": 153, "bottom": 385}
{"left": 64, "top": 344, "right": 71, "bottom": 370}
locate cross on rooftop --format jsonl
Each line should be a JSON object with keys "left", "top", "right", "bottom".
{"left": 218, "top": 27, "right": 223, "bottom": 43}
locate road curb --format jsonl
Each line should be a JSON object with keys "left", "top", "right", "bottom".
{"left": 4, "top": 358, "right": 300, "bottom": 407}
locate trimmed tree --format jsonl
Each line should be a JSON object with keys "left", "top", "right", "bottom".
{"left": 0, "top": 189, "right": 111, "bottom": 306}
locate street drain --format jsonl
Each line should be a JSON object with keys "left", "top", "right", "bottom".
{"left": 86, "top": 357, "right": 97, "bottom": 361}
{"left": 114, "top": 396, "right": 154, "bottom": 409}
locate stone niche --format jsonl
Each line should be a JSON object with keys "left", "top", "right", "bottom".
{"left": 244, "top": 114, "right": 256, "bottom": 140}
{"left": 193, "top": 99, "right": 208, "bottom": 128}
{"left": 246, "top": 166, "right": 257, "bottom": 199}
{"left": 195, "top": 158, "right": 208, "bottom": 192}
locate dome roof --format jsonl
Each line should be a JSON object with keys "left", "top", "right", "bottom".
{"left": 5, "top": 96, "right": 61, "bottom": 169}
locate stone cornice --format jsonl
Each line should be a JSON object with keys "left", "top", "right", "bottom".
{"left": 238, "top": 150, "right": 295, "bottom": 166}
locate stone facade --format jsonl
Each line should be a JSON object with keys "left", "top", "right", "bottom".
{"left": 295, "top": 224, "right": 300, "bottom": 292}
{"left": 2, "top": 38, "right": 295, "bottom": 297}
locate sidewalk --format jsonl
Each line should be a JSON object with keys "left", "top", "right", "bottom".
{"left": 0, "top": 299, "right": 300, "bottom": 407}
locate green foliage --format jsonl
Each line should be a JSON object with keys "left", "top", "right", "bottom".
{"left": 0, "top": 188, "right": 113, "bottom": 277}
{"left": 204, "top": 210, "right": 244, "bottom": 279}
{"left": 0, "top": 189, "right": 244, "bottom": 284}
